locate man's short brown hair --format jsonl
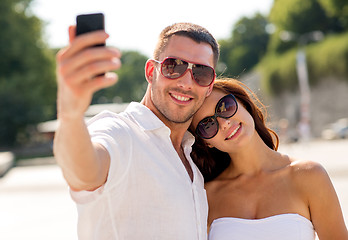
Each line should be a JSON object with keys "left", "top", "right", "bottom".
{"left": 153, "top": 22, "right": 220, "bottom": 67}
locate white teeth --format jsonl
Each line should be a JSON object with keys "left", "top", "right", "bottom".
{"left": 227, "top": 124, "right": 240, "bottom": 139}
{"left": 172, "top": 94, "right": 190, "bottom": 102}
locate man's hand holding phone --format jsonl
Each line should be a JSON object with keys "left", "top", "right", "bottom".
{"left": 56, "top": 13, "right": 121, "bottom": 121}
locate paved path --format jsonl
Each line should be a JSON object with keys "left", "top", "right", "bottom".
{"left": 0, "top": 163, "right": 77, "bottom": 240}
{"left": 0, "top": 139, "right": 347, "bottom": 239}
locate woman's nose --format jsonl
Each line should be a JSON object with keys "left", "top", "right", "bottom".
{"left": 217, "top": 117, "right": 231, "bottom": 130}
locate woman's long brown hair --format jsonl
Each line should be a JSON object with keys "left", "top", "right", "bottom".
{"left": 191, "top": 78, "right": 279, "bottom": 182}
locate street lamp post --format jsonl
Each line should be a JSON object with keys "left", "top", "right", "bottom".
{"left": 280, "top": 30, "right": 324, "bottom": 141}
{"left": 296, "top": 48, "right": 311, "bottom": 141}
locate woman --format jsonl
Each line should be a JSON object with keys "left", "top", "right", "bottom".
{"left": 190, "top": 78, "right": 348, "bottom": 240}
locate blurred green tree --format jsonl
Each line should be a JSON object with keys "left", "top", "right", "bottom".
{"left": 93, "top": 50, "right": 148, "bottom": 103}
{"left": 0, "top": 0, "right": 56, "bottom": 147}
{"left": 218, "top": 13, "right": 270, "bottom": 78}
{"left": 318, "top": 0, "right": 348, "bottom": 30}
{"left": 268, "top": 0, "right": 344, "bottom": 53}
{"left": 256, "top": 0, "right": 348, "bottom": 95}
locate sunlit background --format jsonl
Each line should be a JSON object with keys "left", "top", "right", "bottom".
{"left": 31, "top": 0, "right": 274, "bottom": 56}
{"left": 0, "top": 0, "right": 347, "bottom": 239}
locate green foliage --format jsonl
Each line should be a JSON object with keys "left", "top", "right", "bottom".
{"left": 267, "top": 28, "right": 297, "bottom": 53}
{"left": 270, "top": 0, "right": 331, "bottom": 34}
{"left": 268, "top": 0, "right": 344, "bottom": 53}
{"left": 257, "top": 50, "right": 298, "bottom": 95}
{"left": 218, "top": 13, "right": 270, "bottom": 78}
{"left": 0, "top": 0, "right": 56, "bottom": 147}
{"left": 93, "top": 51, "right": 148, "bottom": 103}
{"left": 257, "top": 32, "right": 348, "bottom": 94}
{"left": 306, "top": 32, "right": 348, "bottom": 79}
{"left": 318, "top": 0, "right": 348, "bottom": 29}
{"left": 216, "top": 0, "right": 348, "bottom": 96}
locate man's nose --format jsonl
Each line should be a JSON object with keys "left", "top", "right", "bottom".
{"left": 176, "top": 68, "right": 195, "bottom": 90}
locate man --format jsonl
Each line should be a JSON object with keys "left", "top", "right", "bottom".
{"left": 54, "top": 22, "right": 219, "bottom": 239}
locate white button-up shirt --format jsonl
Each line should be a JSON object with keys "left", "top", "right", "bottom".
{"left": 70, "top": 102, "right": 208, "bottom": 240}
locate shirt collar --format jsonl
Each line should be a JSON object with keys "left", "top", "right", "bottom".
{"left": 125, "top": 102, "right": 195, "bottom": 147}
{"left": 124, "top": 102, "right": 166, "bottom": 131}
{"left": 182, "top": 131, "right": 195, "bottom": 149}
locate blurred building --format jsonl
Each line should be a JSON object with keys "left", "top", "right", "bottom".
{"left": 37, "top": 103, "right": 130, "bottom": 140}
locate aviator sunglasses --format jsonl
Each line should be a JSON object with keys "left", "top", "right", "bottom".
{"left": 153, "top": 57, "right": 216, "bottom": 87}
{"left": 195, "top": 94, "right": 238, "bottom": 139}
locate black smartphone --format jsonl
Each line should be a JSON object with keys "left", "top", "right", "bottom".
{"left": 76, "top": 13, "right": 105, "bottom": 76}
{"left": 76, "top": 13, "right": 105, "bottom": 47}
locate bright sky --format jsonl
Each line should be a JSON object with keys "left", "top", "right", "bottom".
{"left": 31, "top": 0, "right": 274, "bottom": 57}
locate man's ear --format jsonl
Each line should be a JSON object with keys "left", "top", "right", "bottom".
{"left": 145, "top": 59, "right": 155, "bottom": 84}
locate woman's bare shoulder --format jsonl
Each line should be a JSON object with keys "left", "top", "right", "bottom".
{"left": 289, "top": 158, "right": 327, "bottom": 176}
{"left": 288, "top": 158, "right": 332, "bottom": 193}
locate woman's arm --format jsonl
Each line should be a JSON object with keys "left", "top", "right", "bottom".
{"left": 300, "top": 161, "right": 348, "bottom": 239}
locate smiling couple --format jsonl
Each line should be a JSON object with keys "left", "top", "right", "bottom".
{"left": 54, "top": 20, "right": 347, "bottom": 240}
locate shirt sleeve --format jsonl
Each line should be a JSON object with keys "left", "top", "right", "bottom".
{"left": 70, "top": 111, "right": 133, "bottom": 204}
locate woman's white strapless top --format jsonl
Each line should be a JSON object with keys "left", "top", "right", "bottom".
{"left": 208, "top": 214, "right": 316, "bottom": 240}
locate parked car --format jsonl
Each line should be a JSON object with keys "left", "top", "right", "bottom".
{"left": 321, "top": 118, "right": 348, "bottom": 140}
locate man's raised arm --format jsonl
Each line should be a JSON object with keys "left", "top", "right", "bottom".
{"left": 53, "top": 26, "right": 121, "bottom": 191}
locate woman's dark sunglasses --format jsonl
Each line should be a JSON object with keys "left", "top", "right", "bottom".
{"left": 153, "top": 57, "right": 216, "bottom": 87}
{"left": 195, "top": 94, "right": 238, "bottom": 139}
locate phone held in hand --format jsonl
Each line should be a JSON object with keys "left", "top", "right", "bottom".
{"left": 76, "top": 13, "right": 105, "bottom": 47}
{"left": 76, "top": 13, "right": 106, "bottom": 77}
